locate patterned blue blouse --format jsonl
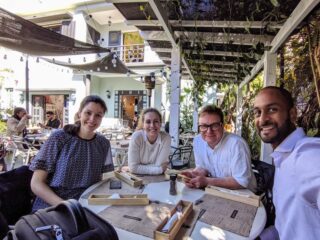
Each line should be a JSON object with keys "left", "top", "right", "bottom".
{"left": 30, "top": 129, "right": 113, "bottom": 210}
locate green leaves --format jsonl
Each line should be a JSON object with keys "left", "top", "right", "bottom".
{"left": 270, "top": 0, "right": 280, "bottom": 7}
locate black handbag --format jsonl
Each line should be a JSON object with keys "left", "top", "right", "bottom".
{"left": 5, "top": 199, "right": 118, "bottom": 240}
{"left": 0, "top": 166, "right": 34, "bottom": 225}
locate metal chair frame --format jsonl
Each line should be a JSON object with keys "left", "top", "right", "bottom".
{"left": 169, "top": 145, "right": 193, "bottom": 170}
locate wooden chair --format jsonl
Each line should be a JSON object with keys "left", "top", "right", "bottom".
{"left": 169, "top": 145, "right": 193, "bottom": 170}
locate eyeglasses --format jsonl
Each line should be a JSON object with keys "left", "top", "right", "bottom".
{"left": 198, "top": 122, "right": 222, "bottom": 132}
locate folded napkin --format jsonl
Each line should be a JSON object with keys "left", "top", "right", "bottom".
{"left": 109, "top": 193, "right": 121, "bottom": 199}
{"left": 161, "top": 211, "right": 182, "bottom": 233}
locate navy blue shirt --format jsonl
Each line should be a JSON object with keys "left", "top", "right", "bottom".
{"left": 30, "top": 129, "right": 113, "bottom": 210}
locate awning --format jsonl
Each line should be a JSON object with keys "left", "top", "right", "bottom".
{"left": 0, "top": 7, "right": 109, "bottom": 56}
{"left": 42, "top": 52, "right": 132, "bottom": 74}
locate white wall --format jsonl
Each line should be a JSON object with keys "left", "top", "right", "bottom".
{"left": 92, "top": 76, "right": 146, "bottom": 118}
{"left": 99, "top": 22, "right": 136, "bottom": 48}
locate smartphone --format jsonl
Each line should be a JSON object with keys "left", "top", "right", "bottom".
{"left": 109, "top": 180, "right": 122, "bottom": 189}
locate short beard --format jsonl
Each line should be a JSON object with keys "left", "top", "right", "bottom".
{"left": 259, "top": 117, "right": 295, "bottom": 146}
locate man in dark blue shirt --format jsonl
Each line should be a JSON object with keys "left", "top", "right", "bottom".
{"left": 39, "top": 111, "right": 60, "bottom": 129}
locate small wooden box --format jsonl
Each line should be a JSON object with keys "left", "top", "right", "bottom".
{"left": 88, "top": 194, "right": 149, "bottom": 205}
{"left": 164, "top": 169, "right": 183, "bottom": 180}
{"left": 205, "top": 185, "right": 261, "bottom": 207}
{"left": 114, "top": 171, "right": 143, "bottom": 187}
{"left": 154, "top": 200, "right": 193, "bottom": 240}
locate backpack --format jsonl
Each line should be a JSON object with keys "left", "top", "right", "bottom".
{"left": 252, "top": 160, "right": 275, "bottom": 227}
{"left": 5, "top": 199, "right": 118, "bottom": 240}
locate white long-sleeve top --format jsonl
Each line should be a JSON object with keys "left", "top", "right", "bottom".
{"left": 128, "top": 130, "right": 171, "bottom": 175}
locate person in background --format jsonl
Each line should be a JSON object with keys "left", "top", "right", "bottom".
{"left": 181, "top": 105, "right": 256, "bottom": 192}
{"left": 253, "top": 86, "right": 320, "bottom": 240}
{"left": 6, "top": 107, "right": 32, "bottom": 138}
{"left": 30, "top": 95, "right": 114, "bottom": 211}
{"left": 39, "top": 111, "right": 60, "bottom": 130}
{"left": 132, "top": 112, "right": 139, "bottom": 130}
{"left": 128, "top": 108, "right": 171, "bottom": 175}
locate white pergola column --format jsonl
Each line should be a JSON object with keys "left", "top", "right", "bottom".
{"left": 235, "top": 86, "right": 243, "bottom": 136}
{"left": 192, "top": 97, "right": 198, "bottom": 132}
{"left": 260, "top": 51, "right": 277, "bottom": 163}
{"left": 169, "top": 47, "right": 181, "bottom": 147}
{"left": 85, "top": 74, "right": 91, "bottom": 96}
{"left": 73, "top": 11, "right": 88, "bottom": 43}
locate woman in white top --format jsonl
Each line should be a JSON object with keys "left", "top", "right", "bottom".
{"left": 128, "top": 108, "right": 171, "bottom": 175}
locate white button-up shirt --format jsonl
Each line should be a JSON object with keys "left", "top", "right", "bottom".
{"left": 271, "top": 128, "right": 320, "bottom": 240}
{"left": 193, "top": 132, "right": 256, "bottom": 192}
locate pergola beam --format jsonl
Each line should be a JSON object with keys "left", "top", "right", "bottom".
{"left": 126, "top": 20, "right": 282, "bottom": 29}
{"left": 197, "top": 77, "right": 235, "bottom": 83}
{"left": 200, "top": 73, "right": 236, "bottom": 78}
{"left": 193, "top": 59, "right": 255, "bottom": 67}
{"left": 176, "top": 31, "right": 274, "bottom": 46}
{"left": 239, "top": 57, "right": 264, "bottom": 88}
{"left": 189, "top": 67, "right": 238, "bottom": 73}
{"left": 184, "top": 71, "right": 236, "bottom": 78}
{"left": 239, "top": 0, "right": 320, "bottom": 87}
{"left": 171, "top": 20, "right": 282, "bottom": 29}
{"left": 159, "top": 56, "right": 172, "bottom": 61}
{"left": 270, "top": 0, "right": 320, "bottom": 53}
{"left": 152, "top": 47, "right": 247, "bottom": 57}
{"left": 185, "top": 50, "right": 251, "bottom": 58}
{"left": 148, "top": 0, "right": 194, "bottom": 80}
{"left": 142, "top": 30, "right": 274, "bottom": 46}
{"left": 140, "top": 31, "right": 169, "bottom": 41}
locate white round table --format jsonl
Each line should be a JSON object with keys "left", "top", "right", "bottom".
{"left": 80, "top": 180, "right": 266, "bottom": 240}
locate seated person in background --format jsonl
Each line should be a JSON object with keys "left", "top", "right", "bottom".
{"left": 39, "top": 111, "right": 60, "bottom": 130}
{"left": 132, "top": 112, "right": 139, "bottom": 130}
{"left": 164, "top": 121, "right": 184, "bottom": 134}
{"left": 6, "top": 107, "right": 32, "bottom": 138}
{"left": 128, "top": 108, "right": 171, "bottom": 175}
{"left": 30, "top": 95, "right": 114, "bottom": 211}
{"left": 181, "top": 105, "right": 256, "bottom": 192}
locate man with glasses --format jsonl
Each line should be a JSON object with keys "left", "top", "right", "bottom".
{"left": 181, "top": 105, "right": 256, "bottom": 192}
{"left": 39, "top": 111, "right": 60, "bottom": 130}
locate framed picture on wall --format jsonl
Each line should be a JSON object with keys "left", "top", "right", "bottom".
{"left": 108, "top": 31, "right": 121, "bottom": 46}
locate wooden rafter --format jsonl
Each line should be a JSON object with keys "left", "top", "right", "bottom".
{"left": 152, "top": 47, "right": 249, "bottom": 57}
{"left": 240, "top": 0, "right": 320, "bottom": 88}
{"left": 147, "top": 0, "right": 194, "bottom": 80}
{"left": 141, "top": 30, "right": 274, "bottom": 46}
{"left": 193, "top": 60, "right": 255, "bottom": 67}
{"left": 126, "top": 20, "right": 282, "bottom": 29}
{"left": 189, "top": 67, "right": 238, "bottom": 73}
